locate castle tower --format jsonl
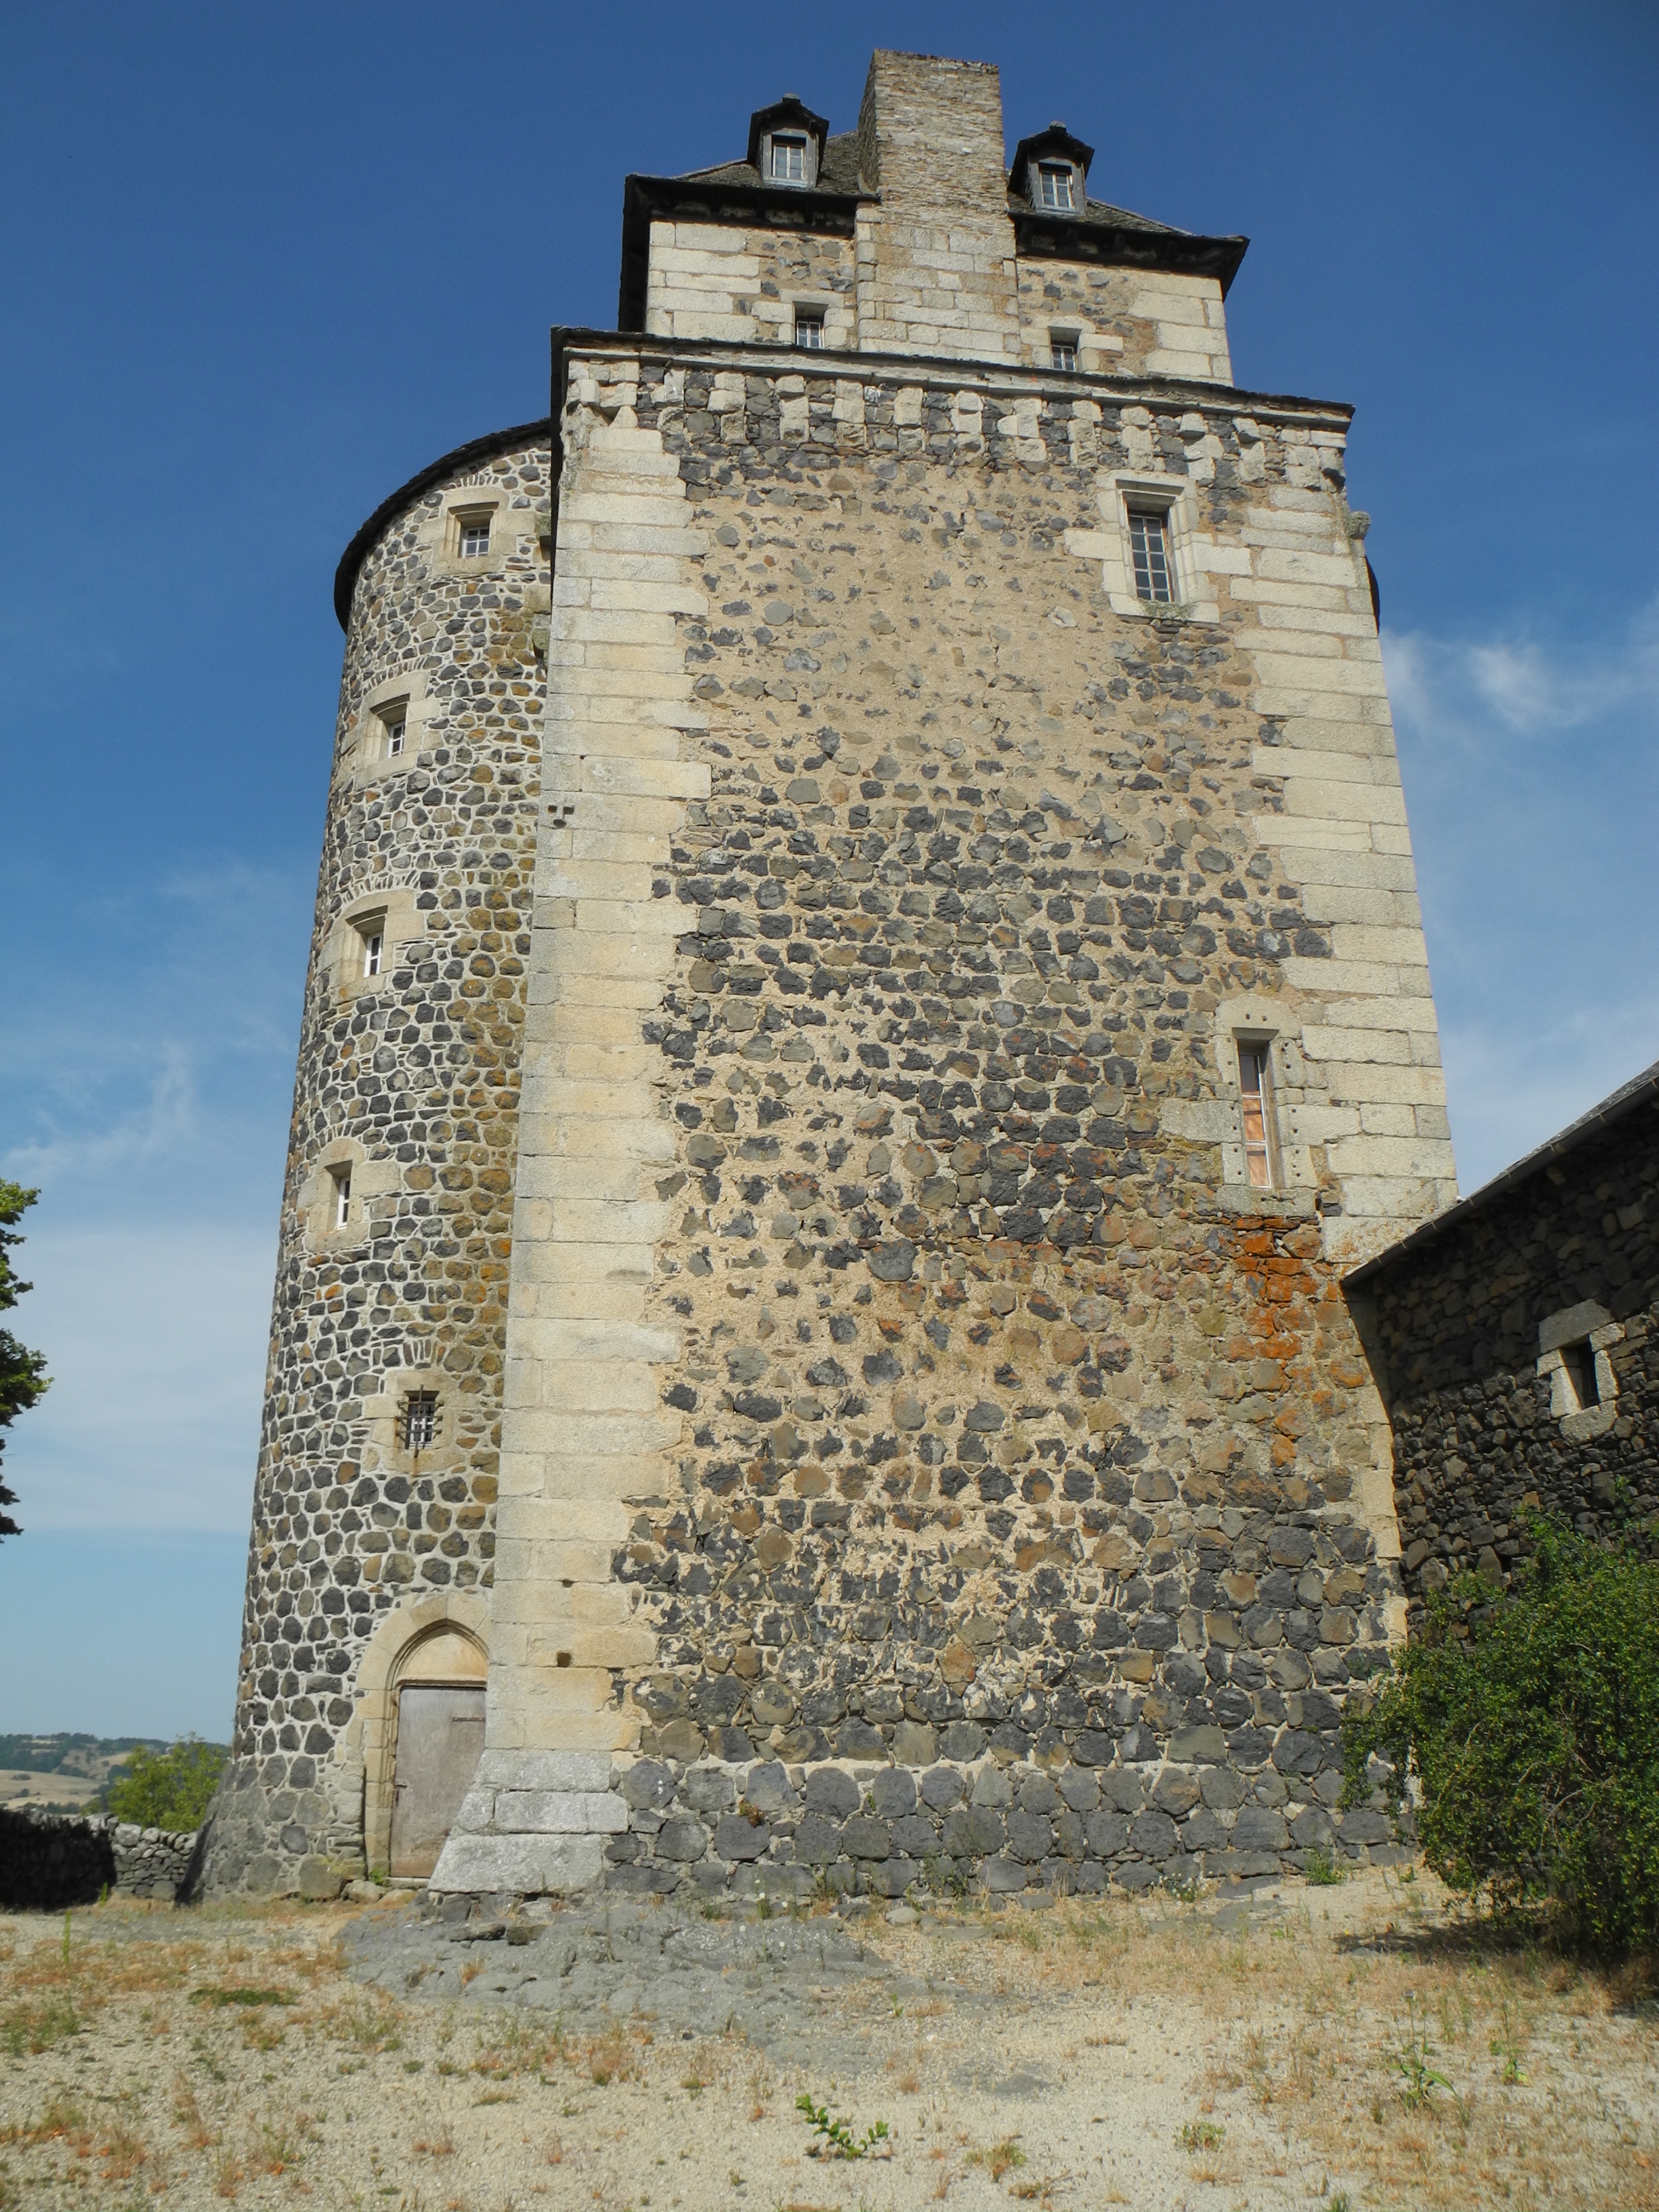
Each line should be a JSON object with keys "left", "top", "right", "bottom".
{"left": 209, "top": 52, "right": 1455, "bottom": 1902}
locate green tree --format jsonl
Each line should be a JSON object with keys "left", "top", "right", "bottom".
{"left": 105, "top": 1737, "right": 228, "bottom": 1832}
{"left": 0, "top": 1182, "right": 50, "bottom": 1540}
{"left": 1342, "top": 1520, "right": 1659, "bottom": 1955}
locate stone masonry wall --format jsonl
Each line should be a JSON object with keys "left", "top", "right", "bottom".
{"left": 1014, "top": 263, "right": 1233, "bottom": 383}
{"left": 202, "top": 437, "right": 550, "bottom": 1896}
{"left": 646, "top": 220, "right": 857, "bottom": 349}
{"left": 442, "top": 336, "right": 1452, "bottom": 1899}
{"left": 0, "top": 1808, "right": 201, "bottom": 1910}
{"left": 1358, "top": 1090, "right": 1659, "bottom": 1616}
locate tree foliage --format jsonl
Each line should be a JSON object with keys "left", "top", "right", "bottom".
{"left": 104, "top": 1737, "right": 228, "bottom": 1832}
{"left": 1343, "top": 1520, "right": 1659, "bottom": 1954}
{"left": 0, "top": 1182, "right": 50, "bottom": 1540}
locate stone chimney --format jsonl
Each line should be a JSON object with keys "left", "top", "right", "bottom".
{"left": 854, "top": 49, "right": 1022, "bottom": 360}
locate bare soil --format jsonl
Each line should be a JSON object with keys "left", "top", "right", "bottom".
{"left": 2, "top": 1865, "right": 1655, "bottom": 2210}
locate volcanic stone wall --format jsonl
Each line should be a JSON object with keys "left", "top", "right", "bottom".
{"left": 1357, "top": 1086, "right": 1659, "bottom": 1614}
{"left": 202, "top": 437, "right": 550, "bottom": 1895}
{"left": 449, "top": 341, "right": 1449, "bottom": 1901}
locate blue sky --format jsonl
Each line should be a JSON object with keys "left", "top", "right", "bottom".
{"left": 2, "top": 1, "right": 1654, "bottom": 1738}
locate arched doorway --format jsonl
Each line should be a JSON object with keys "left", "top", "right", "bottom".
{"left": 386, "top": 1625, "right": 487, "bottom": 1880}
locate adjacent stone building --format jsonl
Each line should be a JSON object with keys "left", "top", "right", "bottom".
{"left": 1348, "top": 1060, "right": 1659, "bottom": 1614}
{"left": 205, "top": 50, "right": 1458, "bottom": 1904}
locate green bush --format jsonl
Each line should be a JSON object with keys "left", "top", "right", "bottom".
{"left": 104, "top": 1736, "right": 227, "bottom": 1833}
{"left": 1342, "top": 1521, "right": 1659, "bottom": 1954}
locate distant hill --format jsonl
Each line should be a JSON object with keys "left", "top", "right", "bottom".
{"left": 0, "top": 1732, "right": 224, "bottom": 1817}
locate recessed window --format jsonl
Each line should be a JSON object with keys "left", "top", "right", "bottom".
{"left": 361, "top": 926, "right": 383, "bottom": 978}
{"left": 794, "top": 307, "right": 825, "bottom": 349}
{"left": 1238, "top": 1041, "right": 1275, "bottom": 1189}
{"left": 1037, "top": 161, "right": 1076, "bottom": 211}
{"left": 1128, "top": 508, "right": 1175, "bottom": 604}
{"left": 1561, "top": 1340, "right": 1600, "bottom": 1411}
{"left": 769, "top": 133, "right": 807, "bottom": 183}
{"left": 1050, "top": 330, "right": 1078, "bottom": 372}
{"left": 402, "top": 1390, "right": 438, "bottom": 1452}
{"left": 458, "top": 514, "right": 491, "bottom": 559}
{"left": 385, "top": 716, "right": 405, "bottom": 757}
{"left": 330, "top": 1165, "right": 352, "bottom": 1230}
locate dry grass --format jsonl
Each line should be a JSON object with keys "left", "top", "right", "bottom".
{"left": 0, "top": 1878, "right": 1652, "bottom": 2208}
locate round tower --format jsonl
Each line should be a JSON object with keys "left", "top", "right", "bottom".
{"left": 201, "top": 424, "right": 551, "bottom": 1895}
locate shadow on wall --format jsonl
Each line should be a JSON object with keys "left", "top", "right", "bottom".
{"left": 0, "top": 1807, "right": 204, "bottom": 1909}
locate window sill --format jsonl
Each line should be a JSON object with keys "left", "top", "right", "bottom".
{"left": 1104, "top": 593, "right": 1222, "bottom": 625}
{"left": 1211, "top": 1184, "right": 1318, "bottom": 1221}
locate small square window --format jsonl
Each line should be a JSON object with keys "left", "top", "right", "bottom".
{"left": 330, "top": 1165, "right": 352, "bottom": 1230}
{"left": 1037, "top": 162, "right": 1075, "bottom": 211}
{"left": 402, "top": 1390, "right": 438, "bottom": 1452}
{"left": 458, "top": 515, "right": 491, "bottom": 559}
{"left": 1238, "top": 1041, "right": 1275, "bottom": 1188}
{"left": 1050, "top": 331, "right": 1078, "bottom": 372}
{"left": 1128, "top": 508, "right": 1175, "bottom": 604}
{"left": 794, "top": 307, "right": 825, "bottom": 350}
{"left": 770, "top": 133, "right": 807, "bottom": 183}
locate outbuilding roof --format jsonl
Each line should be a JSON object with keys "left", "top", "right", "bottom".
{"left": 1346, "top": 1057, "right": 1659, "bottom": 1287}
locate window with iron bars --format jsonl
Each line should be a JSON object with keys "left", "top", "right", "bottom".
{"left": 402, "top": 1391, "right": 438, "bottom": 1452}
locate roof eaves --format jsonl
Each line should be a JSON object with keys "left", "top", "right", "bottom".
{"left": 1345, "top": 1057, "right": 1659, "bottom": 1287}
{"left": 332, "top": 420, "right": 551, "bottom": 631}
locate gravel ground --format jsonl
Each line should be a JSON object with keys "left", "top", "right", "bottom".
{"left": 2, "top": 1867, "right": 1655, "bottom": 2209}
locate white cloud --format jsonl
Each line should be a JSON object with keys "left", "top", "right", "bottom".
{"left": 3, "top": 1223, "right": 271, "bottom": 1535}
{"left": 1382, "top": 594, "right": 1659, "bottom": 746}
{"left": 1383, "top": 597, "right": 1659, "bottom": 1193}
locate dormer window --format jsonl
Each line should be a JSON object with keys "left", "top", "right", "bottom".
{"left": 770, "top": 132, "right": 807, "bottom": 183}
{"left": 1037, "top": 161, "right": 1076, "bottom": 210}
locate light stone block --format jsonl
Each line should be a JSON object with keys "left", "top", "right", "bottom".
{"left": 427, "top": 1832, "right": 604, "bottom": 1895}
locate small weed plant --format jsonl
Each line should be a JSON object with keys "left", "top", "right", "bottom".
{"left": 1178, "top": 2120, "right": 1225, "bottom": 2152}
{"left": 1393, "top": 1994, "right": 1453, "bottom": 2111}
{"left": 796, "top": 2093, "right": 891, "bottom": 2159}
{"left": 1304, "top": 1846, "right": 1344, "bottom": 1886}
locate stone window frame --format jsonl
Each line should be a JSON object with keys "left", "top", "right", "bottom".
{"left": 1537, "top": 1301, "right": 1624, "bottom": 1442}
{"left": 359, "top": 1362, "right": 461, "bottom": 1477}
{"left": 1088, "top": 471, "right": 1222, "bottom": 624}
{"left": 337, "top": 670, "right": 435, "bottom": 785}
{"left": 324, "top": 882, "right": 424, "bottom": 1003}
{"left": 298, "top": 1137, "right": 399, "bottom": 1257}
{"left": 451, "top": 501, "right": 497, "bottom": 562}
{"left": 1207, "top": 997, "right": 1317, "bottom": 1212}
{"left": 793, "top": 301, "right": 828, "bottom": 350}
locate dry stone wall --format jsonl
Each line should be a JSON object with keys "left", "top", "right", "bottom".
{"left": 1358, "top": 1088, "right": 1659, "bottom": 1616}
{"left": 202, "top": 437, "right": 549, "bottom": 1896}
{"left": 447, "top": 343, "right": 1448, "bottom": 1903}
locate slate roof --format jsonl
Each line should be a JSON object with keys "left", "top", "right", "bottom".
{"left": 675, "top": 134, "right": 1191, "bottom": 234}
{"left": 1346, "top": 1057, "right": 1659, "bottom": 1286}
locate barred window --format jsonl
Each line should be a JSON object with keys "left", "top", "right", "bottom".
{"left": 1128, "top": 508, "right": 1175, "bottom": 603}
{"left": 458, "top": 515, "right": 491, "bottom": 558}
{"left": 770, "top": 133, "right": 806, "bottom": 182}
{"left": 402, "top": 1391, "right": 438, "bottom": 1452}
{"left": 1238, "top": 1042, "right": 1275, "bottom": 1189}
{"left": 794, "top": 307, "right": 825, "bottom": 349}
{"left": 1038, "top": 161, "right": 1075, "bottom": 211}
{"left": 1050, "top": 331, "right": 1078, "bottom": 372}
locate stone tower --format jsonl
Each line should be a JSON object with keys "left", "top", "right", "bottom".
{"left": 205, "top": 51, "right": 1456, "bottom": 1903}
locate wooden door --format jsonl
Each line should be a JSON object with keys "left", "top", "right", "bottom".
{"left": 389, "top": 1684, "right": 485, "bottom": 1878}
